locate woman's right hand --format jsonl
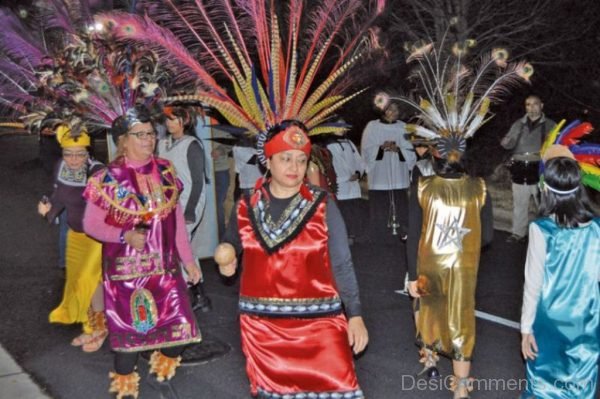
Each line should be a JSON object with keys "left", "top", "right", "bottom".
{"left": 124, "top": 230, "right": 146, "bottom": 251}
{"left": 214, "top": 243, "right": 237, "bottom": 276}
{"left": 37, "top": 201, "right": 51, "bottom": 217}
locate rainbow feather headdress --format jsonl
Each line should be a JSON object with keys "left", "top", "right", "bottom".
{"left": 96, "top": 0, "right": 385, "bottom": 163}
{"left": 376, "top": 40, "right": 533, "bottom": 162}
{"left": 541, "top": 120, "right": 600, "bottom": 191}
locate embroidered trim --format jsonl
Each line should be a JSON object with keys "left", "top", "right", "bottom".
{"left": 257, "top": 387, "right": 364, "bottom": 399}
{"left": 416, "top": 337, "right": 472, "bottom": 362}
{"left": 239, "top": 296, "right": 343, "bottom": 317}
{"left": 57, "top": 162, "right": 88, "bottom": 187}
{"left": 247, "top": 186, "right": 326, "bottom": 254}
{"left": 85, "top": 160, "right": 179, "bottom": 225}
{"left": 112, "top": 336, "right": 203, "bottom": 353}
{"left": 107, "top": 253, "right": 180, "bottom": 281}
{"left": 111, "top": 323, "right": 202, "bottom": 352}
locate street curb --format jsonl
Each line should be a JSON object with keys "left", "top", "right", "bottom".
{"left": 0, "top": 344, "right": 52, "bottom": 398}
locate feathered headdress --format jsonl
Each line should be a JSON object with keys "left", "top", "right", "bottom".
{"left": 0, "top": 2, "right": 114, "bottom": 133}
{"left": 541, "top": 120, "right": 600, "bottom": 191}
{"left": 95, "top": 0, "right": 384, "bottom": 163}
{"left": 377, "top": 40, "right": 533, "bottom": 162}
{"left": 0, "top": 6, "right": 53, "bottom": 130}
{"left": 70, "top": 47, "right": 166, "bottom": 133}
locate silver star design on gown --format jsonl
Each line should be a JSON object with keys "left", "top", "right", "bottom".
{"left": 436, "top": 216, "right": 471, "bottom": 251}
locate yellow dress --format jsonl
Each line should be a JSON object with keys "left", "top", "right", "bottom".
{"left": 49, "top": 230, "right": 102, "bottom": 333}
{"left": 415, "top": 175, "right": 486, "bottom": 361}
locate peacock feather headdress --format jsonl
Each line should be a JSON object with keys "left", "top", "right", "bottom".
{"left": 0, "top": 1, "right": 118, "bottom": 134}
{"left": 68, "top": 46, "right": 166, "bottom": 132}
{"left": 376, "top": 40, "right": 533, "bottom": 162}
{"left": 95, "top": 0, "right": 385, "bottom": 163}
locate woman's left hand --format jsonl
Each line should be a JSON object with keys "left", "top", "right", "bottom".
{"left": 347, "top": 316, "right": 369, "bottom": 354}
{"left": 521, "top": 333, "right": 538, "bottom": 360}
{"left": 407, "top": 281, "right": 421, "bottom": 298}
{"left": 184, "top": 263, "right": 202, "bottom": 285}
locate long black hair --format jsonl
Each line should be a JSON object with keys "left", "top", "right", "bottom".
{"left": 539, "top": 157, "right": 595, "bottom": 228}
{"left": 432, "top": 155, "right": 466, "bottom": 176}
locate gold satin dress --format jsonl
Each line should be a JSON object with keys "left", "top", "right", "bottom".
{"left": 415, "top": 175, "right": 486, "bottom": 361}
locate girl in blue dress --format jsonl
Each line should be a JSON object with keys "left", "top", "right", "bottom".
{"left": 521, "top": 152, "right": 599, "bottom": 398}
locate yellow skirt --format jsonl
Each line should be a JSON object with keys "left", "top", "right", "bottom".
{"left": 49, "top": 230, "right": 102, "bottom": 333}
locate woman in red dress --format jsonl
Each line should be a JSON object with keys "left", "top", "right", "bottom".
{"left": 217, "top": 121, "right": 368, "bottom": 398}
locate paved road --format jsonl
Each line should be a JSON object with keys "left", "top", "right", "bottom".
{"left": 0, "top": 134, "right": 538, "bottom": 398}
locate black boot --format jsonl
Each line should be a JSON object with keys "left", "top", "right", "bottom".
{"left": 427, "top": 366, "right": 440, "bottom": 378}
{"left": 190, "top": 282, "right": 212, "bottom": 312}
{"left": 418, "top": 349, "right": 441, "bottom": 379}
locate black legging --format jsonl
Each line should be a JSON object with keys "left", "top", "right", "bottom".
{"left": 114, "top": 346, "right": 185, "bottom": 375}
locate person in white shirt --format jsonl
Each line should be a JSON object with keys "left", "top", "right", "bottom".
{"left": 360, "top": 102, "right": 416, "bottom": 242}
{"left": 157, "top": 105, "right": 211, "bottom": 312}
{"left": 327, "top": 134, "right": 365, "bottom": 244}
{"left": 233, "top": 143, "right": 262, "bottom": 197}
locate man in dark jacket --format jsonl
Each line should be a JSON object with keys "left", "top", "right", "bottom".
{"left": 501, "top": 95, "right": 556, "bottom": 242}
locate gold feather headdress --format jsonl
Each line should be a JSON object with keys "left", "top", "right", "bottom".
{"left": 377, "top": 40, "right": 533, "bottom": 162}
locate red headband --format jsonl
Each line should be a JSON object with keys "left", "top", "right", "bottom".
{"left": 163, "top": 106, "right": 175, "bottom": 119}
{"left": 264, "top": 125, "right": 311, "bottom": 158}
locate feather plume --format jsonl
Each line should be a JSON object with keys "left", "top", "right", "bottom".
{"left": 558, "top": 121, "right": 593, "bottom": 145}
{"left": 398, "top": 41, "right": 527, "bottom": 146}
{"left": 463, "top": 97, "right": 490, "bottom": 138}
{"left": 405, "top": 124, "right": 440, "bottom": 140}
{"left": 543, "top": 120, "right": 600, "bottom": 191}
{"left": 389, "top": 38, "right": 531, "bottom": 159}
{"left": 103, "top": 0, "right": 382, "bottom": 142}
{"left": 574, "top": 153, "right": 600, "bottom": 166}
{"left": 540, "top": 119, "right": 567, "bottom": 155}
{"left": 570, "top": 144, "right": 600, "bottom": 157}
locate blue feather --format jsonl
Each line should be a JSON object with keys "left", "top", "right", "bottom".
{"left": 268, "top": 67, "right": 277, "bottom": 117}
{"left": 251, "top": 66, "right": 264, "bottom": 118}
{"left": 570, "top": 144, "right": 600, "bottom": 155}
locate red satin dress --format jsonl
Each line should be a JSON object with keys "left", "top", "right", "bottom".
{"left": 237, "top": 186, "right": 362, "bottom": 398}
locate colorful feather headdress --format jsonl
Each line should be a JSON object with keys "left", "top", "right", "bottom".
{"left": 0, "top": 1, "right": 121, "bottom": 134}
{"left": 540, "top": 120, "right": 600, "bottom": 191}
{"left": 0, "top": 6, "right": 55, "bottom": 131}
{"left": 70, "top": 47, "right": 166, "bottom": 132}
{"left": 95, "top": 0, "right": 385, "bottom": 162}
{"left": 376, "top": 40, "right": 533, "bottom": 162}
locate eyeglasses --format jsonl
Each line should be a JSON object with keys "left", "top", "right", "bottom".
{"left": 128, "top": 130, "right": 157, "bottom": 139}
{"left": 63, "top": 152, "right": 88, "bottom": 159}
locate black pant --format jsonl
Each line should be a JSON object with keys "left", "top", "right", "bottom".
{"left": 114, "top": 346, "right": 185, "bottom": 375}
{"left": 337, "top": 198, "right": 365, "bottom": 240}
{"left": 367, "top": 189, "right": 408, "bottom": 243}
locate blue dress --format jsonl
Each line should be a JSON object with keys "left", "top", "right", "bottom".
{"left": 523, "top": 217, "right": 600, "bottom": 398}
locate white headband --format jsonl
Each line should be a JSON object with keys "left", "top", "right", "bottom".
{"left": 544, "top": 182, "right": 579, "bottom": 195}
